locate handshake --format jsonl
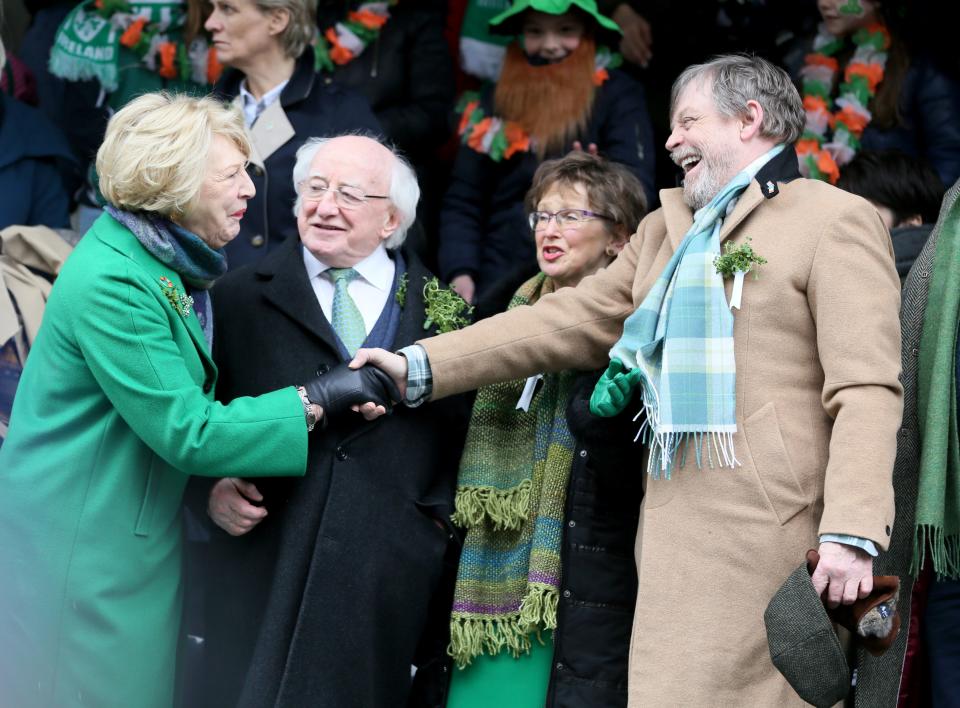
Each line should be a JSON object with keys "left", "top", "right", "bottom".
{"left": 301, "top": 361, "right": 402, "bottom": 424}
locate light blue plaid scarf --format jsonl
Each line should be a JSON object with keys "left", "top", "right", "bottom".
{"left": 592, "top": 145, "right": 784, "bottom": 478}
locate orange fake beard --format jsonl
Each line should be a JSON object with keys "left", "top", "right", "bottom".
{"left": 494, "top": 37, "right": 597, "bottom": 159}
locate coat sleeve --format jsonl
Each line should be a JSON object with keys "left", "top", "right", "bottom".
{"left": 911, "top": 60, "right": 960, "bottom": 188}
{"left": 374, "top": 10, "right": 455, "bottom": 150}
{"left": 807, "top": 199, "right": 902, "bottom": 549}
{"left": 594, "top": 73, "right": 657, "bottom": 206}
{"left": 422, "top": 211, "right": 657, "bottom": 399}
{"left": 70, "top": 259, "right": 308, "bottom": 479}
{"left": 437, "top": 144, "right": 495, "bottom": 281}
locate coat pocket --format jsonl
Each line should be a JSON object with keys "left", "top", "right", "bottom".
{"left": 743, "top": 401, "right": 809, "bottom": 525}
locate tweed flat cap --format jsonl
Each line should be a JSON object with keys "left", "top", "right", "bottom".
{"left": 764, "top": 559, "right": 851, "bottom": 707}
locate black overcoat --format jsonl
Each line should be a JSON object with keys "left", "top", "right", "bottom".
{"left": 193, "top": 239, "right": 468, "bottom": 708}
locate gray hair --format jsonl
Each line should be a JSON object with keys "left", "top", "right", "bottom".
{"left": 291, "top": 134, "right": 420, "bottom": 249}
{"left": 670, "top": 54, "right": 805, "bottom": 145}
{"left": 254, "top": 0, "right": 317, "bottom": 58}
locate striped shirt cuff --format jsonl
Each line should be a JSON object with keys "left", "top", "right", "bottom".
{"left": 819, "top": 534, "right": 879, "bottom": 557}
{"left": 397, "top": 344, "right": 432, "bottom": 407}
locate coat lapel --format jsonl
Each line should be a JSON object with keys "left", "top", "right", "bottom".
{"left": 93, "top": 215, "right": 216, "bottom": 376}
{"left": 243, "top": 98, "right": 295, "bottom": 168}
{"left": 258, "top": 238, "right": 342, "bottom": 357}
{"left": 661, "top": 189, "right": 694, "bottom": 252}
{"left": 661, "top": 179, "right": 768, "bottom": 250}
{"left": 393, "top": 253, "right": 432, "bottom": 349}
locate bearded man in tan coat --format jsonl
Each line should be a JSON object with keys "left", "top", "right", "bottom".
{"left": 356, "top": 55, "right": 903, "bottom": 706}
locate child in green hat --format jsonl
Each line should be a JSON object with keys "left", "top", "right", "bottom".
{"left": 439, "top": 0, "right": 655, "bottom": 306}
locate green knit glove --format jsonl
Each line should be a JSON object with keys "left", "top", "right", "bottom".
{"left": 590, "top": 358, "right": 642, "bottom": 417}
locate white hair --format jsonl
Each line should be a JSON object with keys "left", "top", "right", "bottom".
{"left": 291, "top": 134, "right": 420, "bottom": 249}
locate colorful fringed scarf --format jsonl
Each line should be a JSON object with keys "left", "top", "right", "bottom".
{"left": 796, "top": 22, "right": 890, "bottom": 184}
{"left": 591, "top": 145, "right": 784, "bottom": 478}
{"left": 449, "top": 273, "right": 576, "bottom": 667}
{"left": 913, "top": 191, "right": 960, "bottom": 578}
{"left": 49, "top": 0, "right": 220, "bottom": 93}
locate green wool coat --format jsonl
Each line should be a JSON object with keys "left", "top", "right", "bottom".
{"left": 0, "top": 213, "right": 308, "bottom": 708}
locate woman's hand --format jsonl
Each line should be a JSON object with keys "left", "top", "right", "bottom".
{"left": 450, "top": 274, "right": 476, "bottom": 304}
{"left": 208, "top": 478, "right": 267, "bottom": 536}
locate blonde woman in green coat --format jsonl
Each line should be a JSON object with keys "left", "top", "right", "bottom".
{"left": 0, "top": 93, "right": 395, "bottom": 708}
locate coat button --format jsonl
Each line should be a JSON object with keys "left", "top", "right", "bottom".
{"left": 568, "top": 520, "right": 576, "bottom": 528}
{"left": 562, "top": 589, "right": 571, "bottom": 598}
{"left": 251, "top": 234, "right": 265, "bottom": 248}
{"left": 579, "top": 449, "right": 587, "bottom": 458}
{"left": 336, "top": 447, "right": 347, "bottom": 461}
{"left": 555, "top": 662, "right": 564, "bottom": 671}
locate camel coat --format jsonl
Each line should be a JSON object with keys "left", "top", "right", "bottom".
{"left": 419, "top": 150, "right": 903, "bottom": 706}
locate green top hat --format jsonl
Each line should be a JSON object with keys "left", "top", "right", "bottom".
{"left": 488, "top": 0, "right": 622, "bottom": 43}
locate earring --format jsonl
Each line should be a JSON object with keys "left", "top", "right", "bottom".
{"left": 605, "top": 247, "right": 617, "bottom": 256}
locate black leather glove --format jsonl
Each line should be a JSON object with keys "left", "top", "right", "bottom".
{"left": 302, "top": 364, "right": 402, "bottom": 420}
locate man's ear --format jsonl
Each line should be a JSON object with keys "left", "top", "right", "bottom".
{"left": 267, "top": 8, "right": 290, "bottom": 36}
{"left": 740, "top": 99, "right": 764, "bottom": 141}
{"left": 379, "top": 207, "right": 402, "bottom": 241}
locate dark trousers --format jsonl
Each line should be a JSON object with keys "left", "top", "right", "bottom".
{"left": 924, "top": 578, "right": 960, "bottom": 707}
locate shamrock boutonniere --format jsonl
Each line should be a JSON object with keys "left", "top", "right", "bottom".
{"left": 158, "top": 276, "right": 194, "bottom": 318}
{"left": 422, "top": 277, "right": 472, "bottom": 333}
{"left": 714, "top": 238, "right": 767, "bottom": 279}
{"left": 713, "top": 239, "right": 767, "bottom": 311}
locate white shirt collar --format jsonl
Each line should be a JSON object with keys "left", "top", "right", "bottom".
{"left": 302, "top": 244, "right": 394, "bottom": 292}
{"left": 239, "top": 78, "right": 289, "bottom": 126}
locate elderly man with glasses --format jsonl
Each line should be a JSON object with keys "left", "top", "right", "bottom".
{"left": 186, "top": 134, "right": 469, "bottom": 708}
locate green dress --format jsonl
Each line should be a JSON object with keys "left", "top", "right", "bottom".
{"left": 446, "top": 632, "right": 555, "bottom": 708}
{"left": 0, "top": 213, "right": 308, "bottom": 708}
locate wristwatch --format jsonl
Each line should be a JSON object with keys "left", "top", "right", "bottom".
{"left": 296, "top": 385, "right": 319, "bottom": 432}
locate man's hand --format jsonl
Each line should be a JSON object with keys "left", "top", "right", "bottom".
{"left": 811, "top": 541, "right": 874, "bottom": 608}
{"left": 303, "top": 363, "right": 399, "bottom": 421}
{"left": 349, "top": 348, "right": 409, "bottom": 419}
{"left": 208, "top": 478, "right": 267, "bottom": 536}
{"left": 590, "top": 358, "right": 642, "bottom": 416}
{"left": 450, "top": 274, "right": 476, "bottom": 305}
{"left": 612, "top": 3, "right": 652, "bottom": 68}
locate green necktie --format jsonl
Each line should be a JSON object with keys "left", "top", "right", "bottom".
{"left": 328, "top": 267, "right": 366, "bottom": 356}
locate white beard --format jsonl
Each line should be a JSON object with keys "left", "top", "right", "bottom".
{"left": 681, "top": 151, "right": 734, "bottom": 211}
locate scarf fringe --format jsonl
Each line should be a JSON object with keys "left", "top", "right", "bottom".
{"left": 643, "top": 426, "right": 740, "bottom": 479}
{"left": 911, "top": 524, "right": 960, "bottom": 579}
{"left": 448, "top": 584, "right": 558, "bottom": 668}
{"left": 451, "top": 480, "right": 532, "bottom": 530}
{"left": 49, "top": 52, "right": 118, "bottom": 92}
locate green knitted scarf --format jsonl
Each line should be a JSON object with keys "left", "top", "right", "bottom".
{"left": 448, "top": 273, "right": 577, "bottom": 668}
{"left": 913, "top": 194, "right": 960, "bottom": 578}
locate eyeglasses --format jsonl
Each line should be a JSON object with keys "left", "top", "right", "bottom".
{"left": 298, "top": 179, "right": 389, "bottom": 209}
{"left": 528, "top": 209, "right": 613, "bottom": 231}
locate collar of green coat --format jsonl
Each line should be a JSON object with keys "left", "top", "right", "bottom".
{"left": 91, "top": 211, "right": 215, "bottom": 369}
